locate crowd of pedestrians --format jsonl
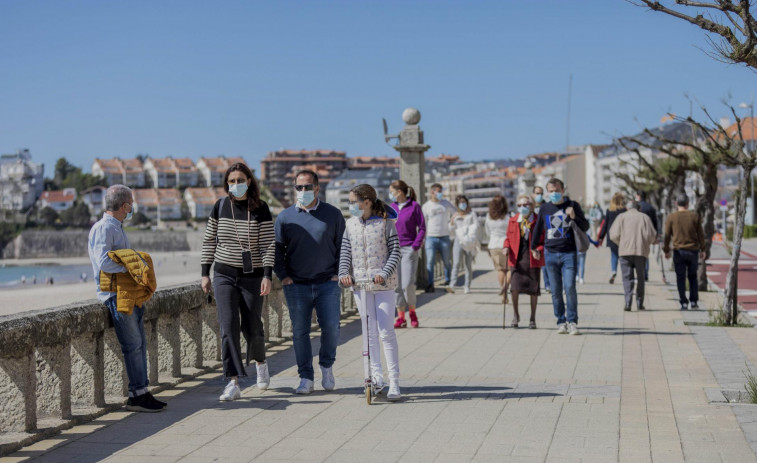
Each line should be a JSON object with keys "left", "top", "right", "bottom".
{"left": 87, "top": 159, "right": 707, "bottom": 411}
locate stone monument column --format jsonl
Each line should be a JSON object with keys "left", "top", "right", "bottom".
{"left": 391, "top": 108, "right": 431, "bottom": 288}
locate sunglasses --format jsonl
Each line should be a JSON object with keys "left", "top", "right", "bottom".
{"left": 294, "top": 184, "right": 315, "bottom": 191}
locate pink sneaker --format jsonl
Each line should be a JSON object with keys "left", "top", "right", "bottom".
{"left": 394, "top": 317, "right": 407, "bottom": 329}
{"left": 409, "top": 311, "right": 419, "bottom": 328}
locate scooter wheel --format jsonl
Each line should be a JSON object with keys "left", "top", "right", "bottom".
{"left": 365, "top": 385, "right": 372, "bottom": 405}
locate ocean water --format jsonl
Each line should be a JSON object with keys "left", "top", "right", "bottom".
{"left": 0, "top": 263, "right": 94, "bottom": 288}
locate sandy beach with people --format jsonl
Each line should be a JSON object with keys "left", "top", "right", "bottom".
{"left": 0, "top": 251, "right": 203, "bottom": 316}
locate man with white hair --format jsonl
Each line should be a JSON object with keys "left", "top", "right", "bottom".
{"left": 87, "top": 184, "right": 166, "bottom": 412}
{"left": 609, "top": 199, "right": 657, "bottom": 311}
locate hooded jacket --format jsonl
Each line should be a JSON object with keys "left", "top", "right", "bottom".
{"left": 99, "top": 249, "right": 157, "bottom": 315}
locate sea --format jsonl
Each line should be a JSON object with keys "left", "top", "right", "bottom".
{"left": 0, "top": 263, "right": 94, "bottom": 288}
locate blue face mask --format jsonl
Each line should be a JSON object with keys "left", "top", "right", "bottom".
{"left": 459, "top": 202, "right": 467, "bottom": 211}
{"left": 349, "top": 203, "right": 361, "bottom": 216}
{"left": 435, "top": 192, "right": 443, "bottom": 201}
{"left": 534, "top": 194, "right": 543, "bottom": 203}
{"left": 549, "top": 192, "right": 563, "bottom": 203}
{"left": 229, "top": 183, "right": 248, "bottom": 198}
{"left": 519, "top": 206, "right": 530, "bottom": 216}
{"left": 389, "top": 192, "right": 396, "bottom": 202}
{"left": 126, "top": 210, "right": 133, "bottom": 221}
{"left": 297, "top": 190, "right": 315, "bottom": 206}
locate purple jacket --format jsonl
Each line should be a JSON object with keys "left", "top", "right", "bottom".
{"left": 391, "top": 200, "right": 426, "bottom": 250}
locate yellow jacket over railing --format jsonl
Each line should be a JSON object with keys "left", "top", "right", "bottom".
{"left": 99, "top": 249, "right": 157, "bottom": 315}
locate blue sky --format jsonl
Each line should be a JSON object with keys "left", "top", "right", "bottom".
{"left": 1, "top": 0, "right": 755, "bottom": 174}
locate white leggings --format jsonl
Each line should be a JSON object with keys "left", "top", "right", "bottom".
{"left": 353, "top": 290, "right": 400, "bottom": 382}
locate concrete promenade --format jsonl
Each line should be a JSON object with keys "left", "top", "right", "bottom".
{"left": 5, "top": 247, "right": 757, "bottom": 462}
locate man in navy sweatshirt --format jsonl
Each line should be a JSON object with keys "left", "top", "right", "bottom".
{"left": 274, "top": 169, "right": 346, "bottom": 395}
{"left": 531, "top": 178, "right": 590, "bottom": 336}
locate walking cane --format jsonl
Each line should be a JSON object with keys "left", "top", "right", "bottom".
{"left": 500, "top": 258, "right": 510, "bottom": 329}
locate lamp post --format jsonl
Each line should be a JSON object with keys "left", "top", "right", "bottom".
{"left": 739, "top": 98, "right": 754, "bottom": 226}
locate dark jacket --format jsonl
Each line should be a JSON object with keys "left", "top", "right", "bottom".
{"left": 599, "top": 208, "right": 626, "bottom": 254}
{"left": 531, "top": 197, "right": 590, "bottom": 253}
{"left": 638, "top": 200, "right": 659, "bottom": 234}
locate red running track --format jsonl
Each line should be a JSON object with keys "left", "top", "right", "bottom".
{"left": 704, "top": 246, "right": 757, "bottom": 314}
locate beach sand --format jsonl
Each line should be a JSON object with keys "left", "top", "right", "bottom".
{"left": 0, "top": 251, "right": 203, "bottom": 316}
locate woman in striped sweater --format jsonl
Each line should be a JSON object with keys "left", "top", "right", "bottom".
{"left": 339, "top": 184, "right": 402, "bottom": 401}
{"left": 200, "top": 163, "right": 275, "bottom": 402}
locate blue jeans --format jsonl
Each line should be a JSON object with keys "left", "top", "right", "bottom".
{"left": 106, "top": 297, "right": 149, "bottom": 397}
{"left": 610, "top": 249, "right": 619, "bottom": 274}
{"left": 673, "top": 249, "right": 699, "bottom": 305}
{"left": 542, "top": 249, "right": 551, "bottom": 290}
{"left": 425, "top": 236, "right": 452, "bottom": 284}
{"left": 283, "top": 280, "right": 341, "bottom": 381}
{"left": 577, "top": 252, "right": 586, "bottom": 279}
{"left": 545, "top": 251, "right": 578, "bottom": 325}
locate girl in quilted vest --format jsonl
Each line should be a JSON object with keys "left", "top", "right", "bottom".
{"left": 339, "top": 184, "right": 402, "bottom": 401}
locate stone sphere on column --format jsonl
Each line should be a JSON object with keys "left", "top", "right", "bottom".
{"left": 402, "top": 108, "right": 421, "bottom": 125}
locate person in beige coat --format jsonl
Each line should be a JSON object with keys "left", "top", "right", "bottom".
{"left": 609, "top": 199, "right": 657, "bottom": 311}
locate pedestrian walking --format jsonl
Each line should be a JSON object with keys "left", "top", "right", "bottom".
{"left": 87, "top": 184, "right": 166, "bottom": 412}
{"left": 636, "top": 191, "right": 660, "bottom": 281}
{"left": 609, "top": 199, "right": 657, "bottom": 311}
{"left": 532, "top": 185, "right": 550, "bottom": 293}
{"left": 598, "top": 193, "right": 626, "bottom": 284}
{"left": 274, "top": 169, "right": 346, "bottom": 394}
{"left": 485, "top": 195, "right": 509, "bottom": 302}
{"left": 421, "top": 183, "right": 457, "bottom": 293}
{"left": 588, "top": 202, "right": 604, "bottom": 239}
{"left": 663, "top": 194, "right": 705, "bottom": 310}
{"left": 531, "top": 178, "right": 590, "bottom": 335}
{"left": 451, "top": 195, "right": 479, "bottom": 294}
{"left": 389, "top": 180, "right": 426, "bottom": 329}
{"left": 502, "top": 195, "right": 544, "bottom": 329}
{"left": 200, "top": 162, "right": 274, "bottom": 401}
{"left": 339, "top": 184, "right": 402, "bottom": 401}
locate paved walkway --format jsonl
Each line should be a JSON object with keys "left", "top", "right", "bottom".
{"left": 5, "top": 247, "right": 757, "bottom": 462}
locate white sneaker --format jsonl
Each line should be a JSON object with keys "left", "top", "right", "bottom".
{"left": 320, "top": 366, "right": 335, "bottom": 391}
{"left": 219, "top": 380, "right": 241, "bottom": 401}
{"left": 256, "top": 362, "right": 270, "bottom": 390}
{"left": 295, "top": 378, "right": 314, "bottom": 395}
{"left": 568, "top": 322, "right": 580, "bottom": 335}
{"left": 579, "top": 278, "right": 585, "bottom": 285}
{"left": 557, "top": 323, "right": 568, "bottom": 334}
{"left": 463, "top": 287, "right": 471, "bottom": 294}
{"left": 387, "top": 381, "right": 401, "bottom": 401}
{"left": 373, "top": 374, "right": 385, "bottom": 394}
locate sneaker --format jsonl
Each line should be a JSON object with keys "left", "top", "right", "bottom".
{"left": 545, "top": 288, "right": 551, "bottom": 294}
{"left": 320, "top": 366, "right": 335, "bottom": 391}
{"left": 295, "top": 378, "right": 314, "bottom": 395}
{"left": 445, "top": 286, "right": 456, "bottom": 294}
{"left": 463, "top": 287, "right": 471, "bottom": 294}
{"left": 394, "top": 317, "right": 407, "bottom": 329}
{"left": 425, "top": 284, "right": 435, "bottom": 293}
{"left": 409, "top": 311, "right": 419, "bottom": 328}
{"left": 256, "top": 362, "right": 270, "bottom": 390}
{"left": 145, "top": 392, "right": 167, "bottom": 408}
{"left": 690, "top": 302, "right": 699, "bottom": 310}
{"left": 387, "top": 381, "right": 401, "bottom": 401}
{"left": 609, "top": 273, "right": 616, "bottom": 284}
{"left": 557, "top": 323, "right": 568, "bottom": 334}
{"left": 219, "top": 380, "right": 241, "bottom": 401}
{"left": 638, "top": 306, "right": 645, "bottom": 311}
{"left": 680, "top": 303, "right": 689, "bottom": 311}
{"left": 624, "top": 305, "right": 631, "bottom": 312}
{"left": 126, "top": 393, "right": 165, "bottom": 412}
{"left": 443, "top": 280, "right": 451, "bottom": 287}
{"left": 568, "top": 323, "right": 580, "bottom": 335}
{"left": 373, "top": 375, "right": 385, "bottom": 395}
{"left": 579, "top": 278, "right": 585, "bottom": 285}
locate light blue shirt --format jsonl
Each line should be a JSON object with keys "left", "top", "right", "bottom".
{"left": 88, "top": 213, "right": 129, "bottom": 302}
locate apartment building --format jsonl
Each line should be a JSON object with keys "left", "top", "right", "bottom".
{"left": 325, "top": 167, "right": 400, "bottom": 215}
{"left": 184, "top": 187, "right": 226, "bottom": 219}
{"left": 196, "top": 156, "right": 248, "bottom": 187}
{"left": 38, "top": 188, "right": 77, "bottom": 211}
{"left": 91, "top": 158, "right": 146, "bottom": 187}
{"left": 132, "top": 188, "right": 183, "bottom": 221}
{"left": 143, "top": 157, "right": 201, "bottom": 188}
{"left": 0, "top": 149, "right": 44, "bottom": 211}
{"left": 80, "top": 186, "right": 107, "bottom": 219}
{"left": 260, "top": 150, "right": 348, "bottom": 206}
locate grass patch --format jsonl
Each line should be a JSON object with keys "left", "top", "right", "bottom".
{"left": 706, "top": 307, "right": 752, "bottom": 327}
{"left": 744, "top": 363, "right": 757, "bottom": 404}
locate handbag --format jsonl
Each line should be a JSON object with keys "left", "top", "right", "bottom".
{"left": 571, "top": 220, "right": 590, "bottom": 253}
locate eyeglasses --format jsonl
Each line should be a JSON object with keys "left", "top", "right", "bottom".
{"left": 295, "top": 184, "right": 315, "bottom": 191}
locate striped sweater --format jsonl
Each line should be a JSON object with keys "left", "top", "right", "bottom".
{"left": 201, "top": 198, "right": 275, "bottom": 278}
{"left": 338, "top": 216, "right": 401, "bottom": 284}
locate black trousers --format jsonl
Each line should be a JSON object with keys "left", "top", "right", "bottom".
{"left": 673, "top": 249, "right": 699, "bottom": 305}
{"left": 620, "top": 255, "right": 646, "bottom": 309}
{"left": 213, "top": 270, "right": 266, "bottom": 378}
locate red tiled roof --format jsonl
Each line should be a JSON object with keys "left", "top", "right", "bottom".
{"left": 40, "top": 190, "right": 75, "bottom": 203}
{"left": 725, "top": 117, "right": 757, "bottom": 141}
{"left": 186, "top": 187, "right": 226, "bottom": 205}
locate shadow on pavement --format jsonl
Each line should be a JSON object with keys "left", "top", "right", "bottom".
{"left": 400, "top": 385, "right": 561, "bottom": 403}
{"left": 582, "top": 326, "right": 690, "bottom": 336}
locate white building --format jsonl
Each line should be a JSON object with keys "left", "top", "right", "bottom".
{"left": 81, "top": 186, "right": 107, "bottom": 219}
{"left": 38, "top": 188, "right": 77, "bottom": 211}
{"left": 197, "top": 156, "right": 246, "bottom": 187}
{"left": 133, "top": 188, "right": 183, "bottom": 221}
{"left": 91, "top": 158, "right": 146, "bottom": 187}
{"left": 144, "top": 157, "right": 201, "bottom": 188}
{"left": 184, "top": 187, "right": 225, "bottom": 219}
{"left": 0, "top": 149, "right": 44, "bottom": 211}
{"left": 325, "top": 167, "right": 399, "bottom": 215}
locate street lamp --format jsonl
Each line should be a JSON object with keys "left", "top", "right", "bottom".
{"left": 739, "top": 98, "right": 755, "bottom": 226}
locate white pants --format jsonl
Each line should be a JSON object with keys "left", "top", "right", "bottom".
{"left": 353, "top": 290, "right": 400, "bottom": 382}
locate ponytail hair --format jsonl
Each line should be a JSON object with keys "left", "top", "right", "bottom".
{"left": 350, "top": 183, "right": 387, "bottom": 219}
{"left": 390, "top": 179, "right": 417, "bottom": 202}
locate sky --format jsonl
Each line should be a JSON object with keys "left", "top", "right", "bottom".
{"left": 2, "top": 0, "right": 756, "bottom": 174}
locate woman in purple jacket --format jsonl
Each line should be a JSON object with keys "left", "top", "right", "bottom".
{"left": 389, "top": 180, "right": 426, "bottom": 328}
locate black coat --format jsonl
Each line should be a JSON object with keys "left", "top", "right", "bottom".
{"left": 599, "top": 208, "right": 626, "bottom": 253}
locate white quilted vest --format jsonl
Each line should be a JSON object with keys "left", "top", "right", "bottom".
{"left": 346, "top": 216, "right": 398, "bottom": 292}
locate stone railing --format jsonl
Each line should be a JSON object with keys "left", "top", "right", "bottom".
{"left": 0, "top": 253, "right": 448, "bottom": 453}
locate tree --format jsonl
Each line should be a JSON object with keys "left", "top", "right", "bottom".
{"left": 39, "top": 207, "right": 59, "bottom": 227}
{"left": 130, "top": 211, "right": 150, "bottom": 226}
{"left": 46, "top": 157, "right": 104, "bottom": 192}
{"left": 59, "top": 202, "right": 91, "bottom": 228}
{"left": 637, "top": 1, "right": 757, "bottom": 69}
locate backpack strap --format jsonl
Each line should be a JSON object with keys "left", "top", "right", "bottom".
{"left": 215, "top": 197, "right": 227, "bottom": 245}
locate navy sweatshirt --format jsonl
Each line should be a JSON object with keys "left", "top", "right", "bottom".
{"left": 274, "top": 201, "right": 346, "bottom": 284}
{"left": 531, "top": 198, "right": 590, "bottom": 253}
